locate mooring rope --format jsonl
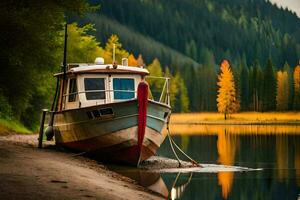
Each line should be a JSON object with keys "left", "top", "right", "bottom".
{"left": 167, "top": 113, "right": 202, "bottom": 167}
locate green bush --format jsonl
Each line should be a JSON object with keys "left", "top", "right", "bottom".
{"left": 0, "top": 91, "right": 12, "bottom": 119}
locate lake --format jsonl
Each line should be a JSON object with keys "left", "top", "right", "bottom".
{"left": 114, "top": 124, "right": 300, "bottom": 199}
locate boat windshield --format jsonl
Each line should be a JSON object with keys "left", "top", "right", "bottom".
{"left": 84, "top": 78, "right": 106, "bottom": 100}
{"left": 113, "top": 78, "right": 135, "bottom": 100}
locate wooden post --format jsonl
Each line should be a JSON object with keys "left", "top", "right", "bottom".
{"left": 38, "top": 109, "right": 48, "bottom": 148}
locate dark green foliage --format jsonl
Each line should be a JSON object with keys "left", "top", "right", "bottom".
{"left": 90, "top": 0, "right": 300, "bottom": 67}
{"left": 249, "top": 61, "right": 264, "bottom": 111}
{"left": 240, "top": 59, "right": 250, "bottom": 111}
{"left": 0, "top": 0, "right": 90, "bottom": 129}
{"left": 262, "top": 59, "right": 277, "bottom": 111}
{"left": 197, "top": 48, "right": 217, "bottom": 111}
{"left": 0, "top": 90, "right": 12, "bottom": 119}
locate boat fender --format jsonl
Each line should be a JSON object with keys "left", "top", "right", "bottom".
{"left": 137, "top": 81, "right": 149, "bottom": 153}
{"left": 45, "top": 125, "right": 54, "bottom": 141}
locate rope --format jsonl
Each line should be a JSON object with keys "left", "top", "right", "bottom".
{"left": 166, "top": 113, "right": 202, "bottom": 167}
{"left": 167, "top": 128, "right": 182, "bottom": 167}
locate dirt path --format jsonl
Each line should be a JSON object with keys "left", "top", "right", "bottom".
{"left": 0, "top": 134, "right": 163, "bottom": 200}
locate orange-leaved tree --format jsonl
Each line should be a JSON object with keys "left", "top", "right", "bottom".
{"left": 293, "top": 62, "right": 300, "bottom": 110}
{"left": 276, "top": 70, "right": 289, "bottom": 111}
{"left": 128, "top": 54, "right": 138, "bottom": 66}
{"left": 217, "top": 60, "right": 240, "bottom": 119}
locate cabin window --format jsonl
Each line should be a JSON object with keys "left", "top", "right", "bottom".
{"left": 84, "top": 78, "right": 105, "bottom": 100}
{"left": 113, "top": 78, "right": 135, "bottom": 100}
{"left": 68, "top": 78, "right": 77, "bottom": 102}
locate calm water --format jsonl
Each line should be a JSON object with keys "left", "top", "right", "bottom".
{"left": 115, "top": 125, "right": 300, "bottom": 200}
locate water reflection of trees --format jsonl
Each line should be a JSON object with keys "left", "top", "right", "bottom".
{"left": 217, "top": 129, "right": 239, "bottom": 199}
{"left": 276, "top": 135, "right": 289, "bottom": 182}
{"left": 169, "top": 124, "right": 300, "bottom": 135}
{"left": 158, "top": 125, "right": 300, "bottom": 199}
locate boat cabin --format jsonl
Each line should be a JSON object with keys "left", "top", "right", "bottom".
{"left": 55, "top": 58, "right": 151, "bottom": 111}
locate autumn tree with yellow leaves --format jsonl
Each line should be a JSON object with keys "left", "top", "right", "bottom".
{"left": 67, "top": 23, "right": 104, "bottom": 63}
{"left": 103, "top": 34, "right": 129, "bottom": 64}
{"left": 217, "top": 60, "right": 240, "bottom": 120}
{"left": 293, "top": 63, "right": 300, "bottom": 110}
{"left": 128, "top": 54, "right": 138, "bottom": 66}
{"left": 276, "top": 71, "right": 289, "bottom": 111}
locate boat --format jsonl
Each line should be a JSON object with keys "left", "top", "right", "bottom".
{"left": 44, "top": 56, "right": 171, "bottom": 166}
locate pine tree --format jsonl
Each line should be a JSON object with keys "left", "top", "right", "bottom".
{"left": 276, "top": 71, "right": 289, "bottom": 111}
{"left": 199, "top": 48, "right": 217, "bottom": 111}
{"left": 217, "top": 60, "right": 240, "bottom": 120}
{"left": 262, "top": 58, "right": 276, "bottom": 111}
{"left": 293, "top": 63, "right": 300, "bottom": 110}
{"left": 240, "top": 61, "right": 249, "bottom": 110}
{"left": 250, "top": 60, "right": 264, "bottom": 111}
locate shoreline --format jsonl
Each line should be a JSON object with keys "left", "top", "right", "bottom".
{"left": 171, "top": 121, "right": 300, "bottom": 125}
{"left": 170, "top": 112, "right": 300, "bottom": 125}
{"left": 0, "top": 134, "right": 164, "bottom": 200}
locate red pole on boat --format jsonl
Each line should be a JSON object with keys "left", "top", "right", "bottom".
{"left": 137, "top": 80, "right": 149, "bottom": 165}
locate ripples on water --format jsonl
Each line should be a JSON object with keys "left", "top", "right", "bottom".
{"left": 114, "top": 125, "right": 300, "bottom": 200}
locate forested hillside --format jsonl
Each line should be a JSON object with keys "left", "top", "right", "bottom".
{"left": 84, "top": 0, "right": 300, "bottom": 112}
{"left": 89, "top": 0, "right": 300, "bottom": 67}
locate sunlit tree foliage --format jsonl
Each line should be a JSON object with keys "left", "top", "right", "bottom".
{"left": 293, "top": 63, "right": 300, "bottom": 110}
{"left": 217, "top": 60, "right": 240, "bottom": 120}
{"left": 67, "top": 23, "right": 104, "bottom": 63}
{"left": 276, "top": 71, "right": 289, "bottom": 111}
{"left": 128, "top": 54, "right": 138, "bottom": 66}
{"left": 103, "top": 34, "right": 129, "bottom": 64}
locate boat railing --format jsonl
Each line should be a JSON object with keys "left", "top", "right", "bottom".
{"left": 145, "top": 76, "right": 170, "bottom": 106}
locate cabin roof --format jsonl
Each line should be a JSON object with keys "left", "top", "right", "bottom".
{"left": 54, "top": 64, "right": 149, "bottom": 77}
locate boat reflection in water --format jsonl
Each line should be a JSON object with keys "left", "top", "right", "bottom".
{"left": 170, "top": 173, "right": 193, "bottom": 200}
{"left": 110, "top": 165, "right": 193, "bottom": 199}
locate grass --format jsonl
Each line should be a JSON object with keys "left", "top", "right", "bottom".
{"left": 170, "top": 112, "right": 300, "bottom": 124}
{"left": 168, "top": 112, "right": 300, "bottom": 135}
{"left": 0, "top": 118, "right": 32, "bottom": 135}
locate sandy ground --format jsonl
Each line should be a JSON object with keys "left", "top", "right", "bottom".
{"left": 0, "top": 134, "right": 164, "bottom": 200}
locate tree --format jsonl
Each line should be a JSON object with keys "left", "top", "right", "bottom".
{"left": 283, "top": 62, "right": 293, "bottom": 110}
{"left": 147, "top": 59, "right": 164, "bottom": 101}
{"left": 293, "top": 63, "right": 300, "bottom": 110}
{"left": 239, "top": 61, "right": 249, "bottom": 110}
{"left": 0, "top": 0, "right": 90, "bottom": 128}
{"left": 262, "top": 58, "right": 276, "bottom": 111}
{"left": 136, "top": 54, "right": 145, "bottom": 67}
{"left": 185, "top": 39, "right": 198, "bottom": 60}
{"left": 250, "top": 60, "right": 264, "bottom": 111}
{"left": 199, "top": 48, "right": 217, "bottom": 111}
{"left": 217, "top": 60, "right": 240, "bottom": 120}
{"left": 276, "top": 71, "right": 289, "bottom": 111}
{"left": 173, "top": 73, "right": 190, "bottom": 113}
{"left": 165, "top": 67, "right": 178, "bottom": 108}
{"left": 103, "top": 34, "right": 129, "bottom": 64}
{"left": 67, "top": 23, "right": 104, "bottom": 63}
{"left": 128, "top": 54, "right": 138, "bottom": 66}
